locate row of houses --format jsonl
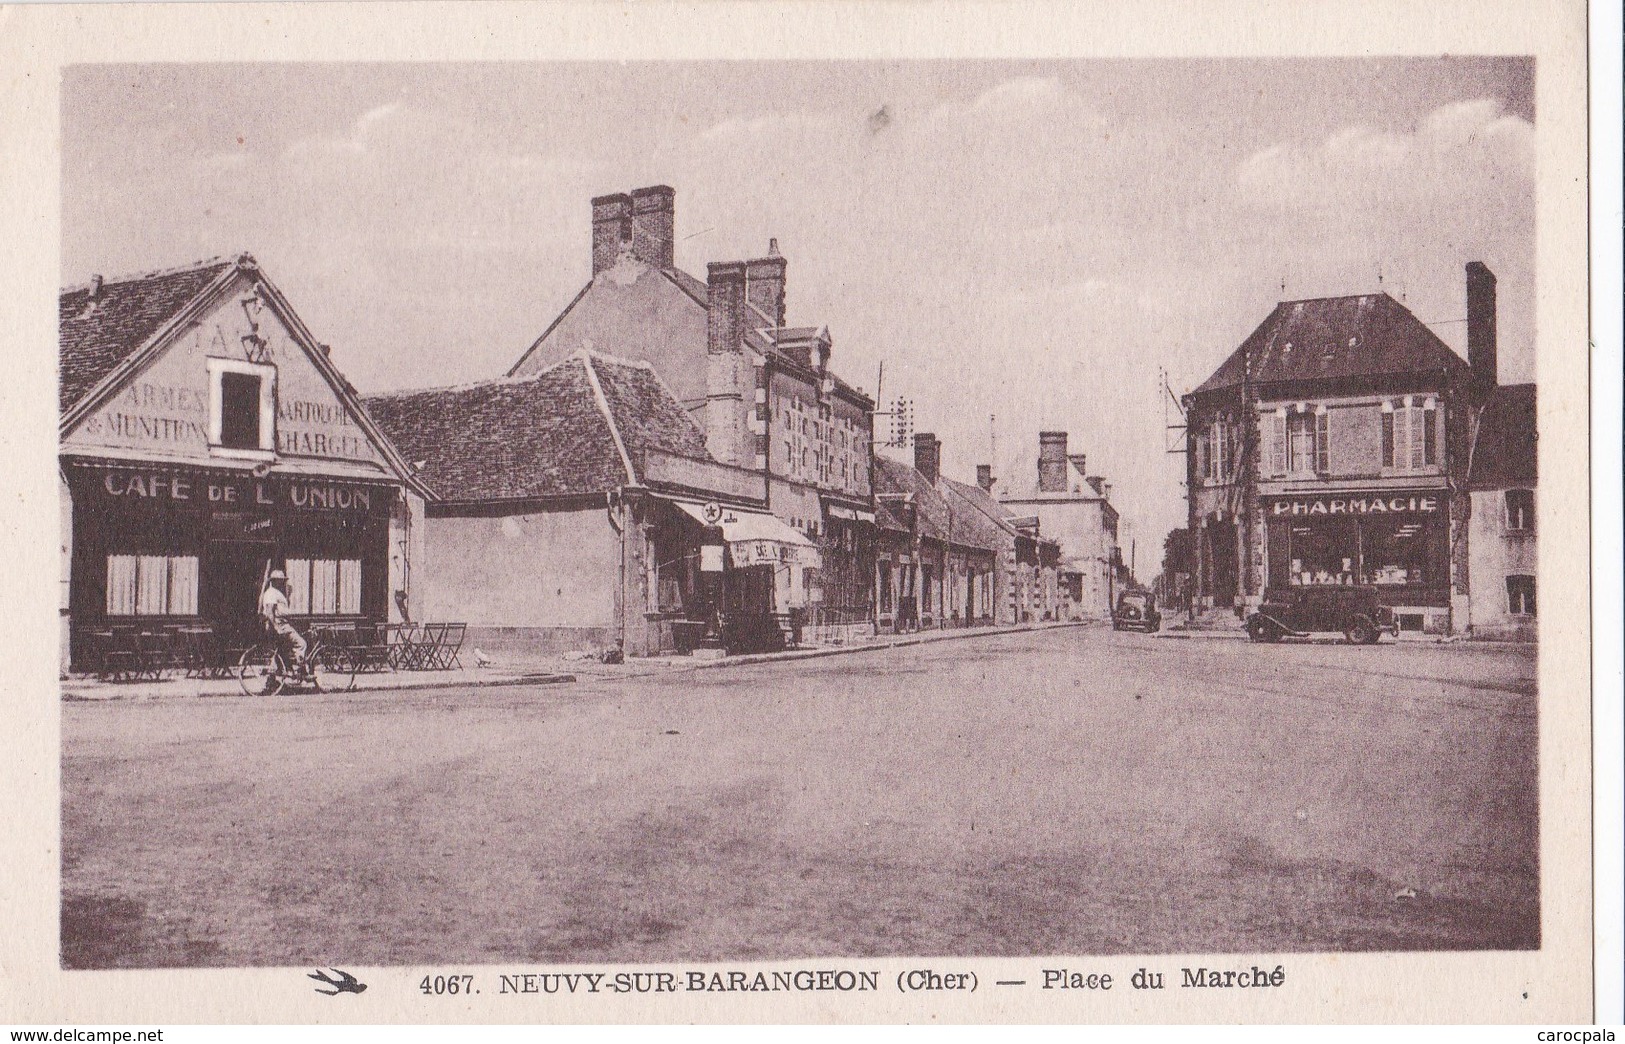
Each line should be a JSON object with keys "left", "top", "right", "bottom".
{"left": 1180, "top": 262, "right": 1537, "bottom": 641}
{"left": 57, "top": 187, "right": 1130, "bottom": 670}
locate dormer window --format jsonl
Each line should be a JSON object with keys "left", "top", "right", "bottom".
{"left": 207, "top": 358, "right": 277, "bottom": 457}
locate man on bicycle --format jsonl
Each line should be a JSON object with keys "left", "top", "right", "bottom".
{"left": 259, "top": 569, "right": 309, "bottom": 676}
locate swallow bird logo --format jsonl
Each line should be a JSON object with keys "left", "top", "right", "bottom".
{"left": 309, "top": 968, "right": 368, "bottom": 995}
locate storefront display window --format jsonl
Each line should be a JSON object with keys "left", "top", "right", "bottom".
{"left": 1267, "top": 499, "right": 1448, "bottom": 600}
{"left": 1358, "top": 517, "right": 1441, "bottom": 586}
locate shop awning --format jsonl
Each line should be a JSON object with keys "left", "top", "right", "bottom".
{"left": 824, "top": 502, "right": 877, "bottom": 523}
{"left": 670, "top": 500, "right": 822, "bottom": 570}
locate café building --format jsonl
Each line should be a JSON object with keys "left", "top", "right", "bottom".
{"left": 1184, "top": 264, "right": 1506, "bottom": 635}
{"left": 58, "top": 255, "right": 427, "bottom": 672}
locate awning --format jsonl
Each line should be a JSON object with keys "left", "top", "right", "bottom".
{"left": 671, "top": 500, "right": 822, "bottom": 570}
{"left": 824, "top": 502, "right": 877, "bottom": 523}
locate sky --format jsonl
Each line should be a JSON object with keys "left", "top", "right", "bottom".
{"left": 61, "top": 59, "right": 1535, "bottom": 567}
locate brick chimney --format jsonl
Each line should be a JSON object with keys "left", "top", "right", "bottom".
{"left": 745, "top": 239, "right": 787, "bottom": 329}
{"left": 630, "top": 185, "right": 676, "bottom": 270}
{"left": 705, "top": 261, "right": 751, "bottom": 467}
{"left": 591, "top": 192, "right": 633, "bottom": 276}
{"left": 914, "top": 433, "right": 941, "bottom": 485}
{"left": 1038, "top": 431, "right": 1068, "bottom": 492}
{"left": 1466, "top": 261, "right": 1498, "bottom": 398}
{"left": 976, "top": 464, "right": 995, "bottom": 493}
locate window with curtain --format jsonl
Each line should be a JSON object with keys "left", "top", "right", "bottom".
{"left": 105, "top": 554, "right": 198, "bottom": 616}
{"left": 284, "top": 557, "right": 363, "bottom": 615}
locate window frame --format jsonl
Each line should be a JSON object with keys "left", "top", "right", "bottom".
{"left": 1382, "top": 397, "right": 1439, "bottom": 473}
{"left": 1504, "top": 488, "right": 1535, "bottom": 532}
{"left": 1505, "top": 573, "right": 1536, "bottom": 617}
{"left": 206, "top": 357, "right": 278, "bottom": 460}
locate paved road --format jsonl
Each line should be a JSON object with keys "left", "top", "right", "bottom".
{"left": 61, "top": 627, "right": 1538, "bottom": 968}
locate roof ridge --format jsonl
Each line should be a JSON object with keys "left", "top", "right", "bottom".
{"left": 580, "top": 352, "right": 639, "bottom": 485}
{"left": 364, "top": 356, "right": 594, "bottom": 400}
{"left": 60, "top": 253, "right": 244, "bottom": 295}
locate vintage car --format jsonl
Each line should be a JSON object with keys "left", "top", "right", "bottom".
{"left": 1112, "top": 589, "right": 1161, "bottom": 633}
{"left": 1245, "top": 586, "right": 1399, "bottom": 645}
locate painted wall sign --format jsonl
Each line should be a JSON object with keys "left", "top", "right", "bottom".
{"left": 64, "top": 281, "right": 381, "bottom": 465}
{"left": 92, "top": 467, "right": 384, "bottom": 514}
{"left": 1269, "top": 494, "right": 1442, "bottom": 517}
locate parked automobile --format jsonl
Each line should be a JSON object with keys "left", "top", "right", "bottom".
{"left": 1112, "top": 589, "right": 1161, "bottom": 633}
{"left": 1245, "top": 586, "right": 1398, "bottom": 645}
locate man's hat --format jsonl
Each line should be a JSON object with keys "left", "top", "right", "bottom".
{"left": 268, "top": 569, "right": 288, "bottom": 581}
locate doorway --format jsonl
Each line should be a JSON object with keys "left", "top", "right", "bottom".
{"left": 203, "top": 540, "right": 277, "bottom": 647}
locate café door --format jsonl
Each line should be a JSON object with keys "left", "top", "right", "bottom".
{"left": 203, "top": 538, "right": 277, "bottom": 646}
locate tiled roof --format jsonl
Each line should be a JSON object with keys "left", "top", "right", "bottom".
{"left": 872, "top": 457, "right": 1010, "bottom": 554}
{"left": 362, "top": 354, "right": 709, "bottom": 503}
{"left": 940, "top": 476, "right": 1029, "bottom": 551}
{"left": 1468, "top": 383, "right": 1536, "bottom": 489}
{"left": 59, "top": 257, "right": 235, "bottom": 413}
{"left": 1194, "top": 293, "right": 1467, "bottom": 396}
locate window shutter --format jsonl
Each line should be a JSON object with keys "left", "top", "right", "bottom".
{"left": 1195, "top": 430, "right": 1209, "bottom": 481}
{"left": 1314, "top": 410, "right": 1329, "bottom": 473}
{"left": 1381, "top": 409, "right": 1395, "bottom": 467}
{"left": 1423, "top": 405, "right": 1439, "bottom": 465}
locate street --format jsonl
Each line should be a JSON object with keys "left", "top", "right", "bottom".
{"left": 60, "top": 626, "right": 1539, "bottom": 968}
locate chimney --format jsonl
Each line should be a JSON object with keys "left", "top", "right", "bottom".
{"left": 706, "top": 261, "right": 747, "bottom": 356}
{"left": 629, "top": 185, "right": 676, "bottom": 270}
{"left": 976, "top": 464, "right": 995, "bottom": 493}
{"left": 914, "top": 433, "right": 941, "bottom": 485}
{"left": 745, "top": 239, "right": 787, "bottom": 329}
{"left": 1466, "top": 261, "right": 1498, "bottom": 397}
{"left": 1038, "top": 431, "right": 1068, "bottom": 492}
{"left": 591, "top": 193, "right": 633, "bottom": 275}
{"left": 704, "top": 261, "right": 751, "bottom": 466}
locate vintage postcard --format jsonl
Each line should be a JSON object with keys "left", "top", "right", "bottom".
{"left": 0, "top": 0, "right": 1596, "bottom": 1027}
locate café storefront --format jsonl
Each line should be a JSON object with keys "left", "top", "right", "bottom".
{"left": 653, "top": 498, "right": 821, "bottom": 654}
{"left": 64, "top": 460, "right": 397, "bottom": 669}
{"left": 1264, "top": 489, "right": 1451, "bottom": 630}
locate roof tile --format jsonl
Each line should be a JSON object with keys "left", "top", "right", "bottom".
{"left": 59, "top": 258, "right": 234, "bottom": 413}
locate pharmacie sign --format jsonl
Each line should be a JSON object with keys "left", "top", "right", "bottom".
{"left": 1270, "top": 492, "right": 1442, "bottom": 517}
{"left": 90, "top": 466, "right": 384, "bottom": 513}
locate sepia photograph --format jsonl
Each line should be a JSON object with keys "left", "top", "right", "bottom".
{"left": 55, "top": 56, "right": 1543, "bottom": 968}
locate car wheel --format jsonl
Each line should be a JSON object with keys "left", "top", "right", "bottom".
{"left": 1246, "top": 617, "right": 1273, "bottom": 643}
{"left": 1345, "top": 615, "right": 1379, "bottom": 645}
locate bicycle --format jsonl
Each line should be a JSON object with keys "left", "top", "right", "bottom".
{"left": 236, "top": 626, "right": 357, "bottom": 696}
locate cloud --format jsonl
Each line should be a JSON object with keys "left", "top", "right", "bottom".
{"left": 1236, "top": 98, "right": 1534, "bottom": 208}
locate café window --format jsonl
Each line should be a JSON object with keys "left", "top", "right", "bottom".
{"left": 283, "top": 558, "right": 362, "bottom": 615}
{"left": 207, "top": 358, "right": 277, "bottom": 455}
{"left": 106, "top": 554, "right": 198, "bottom": 616}
{"left": 1504, "top": 488, "right": 1534, "bottom": 531}
{"left": 1506, "top": 574, "right": 1536, "bottom": 616}
{"left": 1382, "top": 398, "right": 1438, "bottom": 471}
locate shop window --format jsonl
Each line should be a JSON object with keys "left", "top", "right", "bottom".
{"left": 1362, "top": 518, "right": 1439, "bottom": 585}
{"left": 105, "top": 554, "right": 198, "bottom": 616}
{"left": 1504, "top": 488, "right": 1534, "bottom": 531}
{"left": 1382, "top": 399, "right": 1438, "bottom": 471}
{"left": 284, "top": 557, "right": 362, "bottom": 615}
{"left": 1506, "top": 574, "right": 1535, "bottom": 616}
{"left": 207, "top": 358, "right": 276, "bottom": 455}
